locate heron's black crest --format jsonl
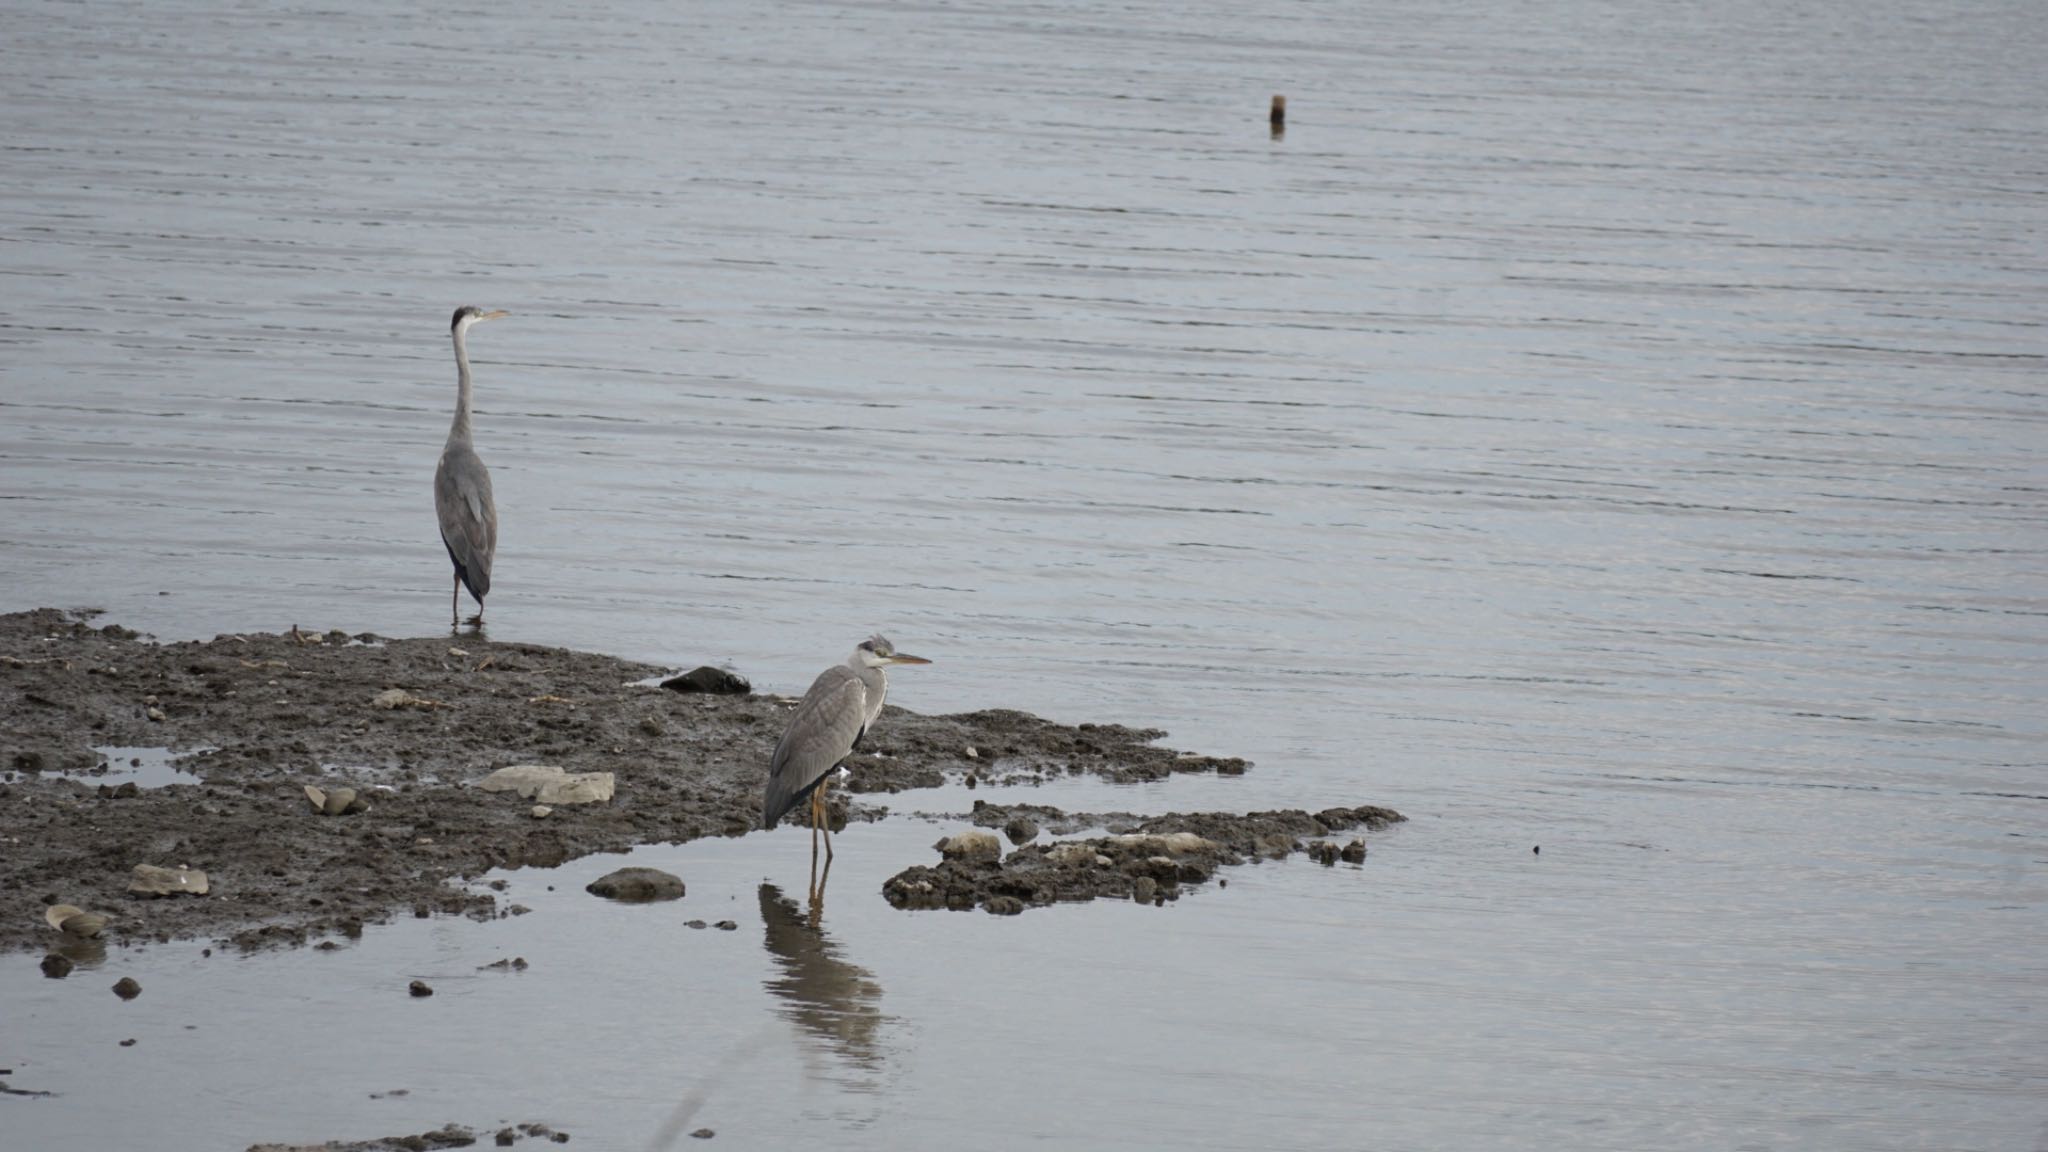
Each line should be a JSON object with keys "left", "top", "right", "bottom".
{"left": 859, "top": 634, "right": 895, "bottom": 657}
{"left": 450, "top": 306, "right": 479, "bottom": 331}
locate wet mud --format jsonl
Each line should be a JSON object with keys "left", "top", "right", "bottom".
{"left": 1, "top": 609, "right": 1358, "bottom": 955}
{"left": 884, "top": 802, "right": 1405, "bottom": 914}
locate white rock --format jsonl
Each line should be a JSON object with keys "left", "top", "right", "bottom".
{"left": 1045, "top": 841, "right": 1100, "bottom": 865}
{"left": 530, "top": 805, "right": 552, "bottom": 819}
{"left": 936, "top": 829, "right": 1002, "bottom": 861}
{"left": 129, "top": 864, "right": 209, "bottom": 896}
{"left": 477, "top": 765, "right": 615, "bottom": 805}
{"left": 1109, "top": 832, "right": 1217, "bottom": 855}
{"left": 964, "top": 746, "right": 979, "bottom": 760}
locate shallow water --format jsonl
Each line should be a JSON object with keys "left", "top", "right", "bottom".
{"left": 3, "top": 0, "right": 2046, "bottom": 1148}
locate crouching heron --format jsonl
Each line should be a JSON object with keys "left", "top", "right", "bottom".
{"left": 763, "top": 635, "right": 930, "bottom": 901}
{"left": 434, "top": 305, "right": 507, "bottom": 627}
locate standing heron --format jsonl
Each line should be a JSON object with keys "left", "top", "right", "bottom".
{"left": 763, "top": 636, "right": 931, "bottom": 897}
{"left": 434, "top": 306, "right": 507, "bottom": 627}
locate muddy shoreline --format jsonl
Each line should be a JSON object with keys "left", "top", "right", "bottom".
{"left": 1, "top": 609, "right": 1397, "bottom": 955}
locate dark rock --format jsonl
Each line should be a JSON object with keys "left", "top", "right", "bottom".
{"left": 585, "top": 867, "right": 685, "bottom": 902}
{"left": 985, "top": 895, "right": 1025, "bottom": 916}
{"left": 1002, "top": 816, "right": 1038, "bottom": 845}
{"left": 660, "top": 666, "right": 751, "bottom": 695}
{"left": 41, "top": 954, "right": 72, "bottom": 978}
{"left": 685, "top": 920, "right": 707, "bottom": 929}
{"left": 112, "top": 976, "right": 141, "bottom": 1000}
{"left": 409, "top": 979, "right": 434, "bottom": 997}
{"left": 715, "top": 920, "right": 737, "bottom": 931}
{"left": 1133, "top": 876, "right": 1157, "bottom": 903}
{"left": 497, "top": 1129, "right": 517, "bottom": 1147}
{"left": 1340, "top": 838, "right": 1367, "bottom": 863}
{"left": 691, "top": 1129, "right": 715, "bottom": 1140}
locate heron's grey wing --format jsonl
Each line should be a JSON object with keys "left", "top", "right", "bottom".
{"left": 762, "top": 665, "right": 869, "bottom": 829}
{"left": 434, "top": 446, "right": 497, "bottom": 599}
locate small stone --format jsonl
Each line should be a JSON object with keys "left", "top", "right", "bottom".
{"left": 715, "top": 920, "right": 737, "bottom": 931}
{"left": 112, "top": 977, "right": 141, "bottom": 1000}
{"left": 146, "top": 706, "right": 166, "bottom": 722}
{"left": 409, "top": 980, "right": 434, "bottom": 997}
{"left": 1340, "top": 838, "right": 1367, "bottom": 863}
{"left": 936, "top": 829, "right": 1001, "bottom": 861}
{"left": 686, "top": 920, "right": 707, "bottom": 929}
{"left": 985, "top": 896, "right": 1024, "bottom": 916}
{"left": 129, "top": 863, "right": 209, "bottom": 896}
{"left": 659, "top": 666, "right": 751, "bottom": 695}
{"left": 691, "top": 1129, "right": 715, "bottom": 1140}
{"left": 531, "top": 805, "right": 552, "bottom": 819}
{"left": 585, "top": 867, "right": 685, "bottom": 902}
{"left": 963, "top": 746, "right": 979, "bottom": 760}
{"left": 120, "top": 1038, "right": 137, "bottom": 1047}
{"left": 497, "top": 1129, "right": 517, "bottom": 1147}
{"left": 1003, "top": 817, "right": 1038, "bottom": 845}
{"left": 638, "top": 716, "right": 665, "bottom": 737}
{"left": 41, "top": 954, "right": 72, "bottom": 979}
{"left": 1133, "top": 877, "right": 1157, "bottom": 903}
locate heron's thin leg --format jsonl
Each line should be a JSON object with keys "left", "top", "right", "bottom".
{"left": 819, "top": 774, "right": 834, "bottom": 864}
{"left": 451, "top": 574, "right": 460, "bottom": 627}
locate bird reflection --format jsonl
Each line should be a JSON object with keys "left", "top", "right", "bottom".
{"left": 758, "top": 882, "right": 886, "bottom": 1074}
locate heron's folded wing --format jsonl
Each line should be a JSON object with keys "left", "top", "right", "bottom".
{"left": 434, "top": 449, "right": 498, "bottom": 594}
{"left": 762, "top": 666, "right": 869, "bottom": 827}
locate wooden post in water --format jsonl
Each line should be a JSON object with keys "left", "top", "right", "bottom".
{"left": 1269, "top": 94, "right": 1287, "bottom": 140}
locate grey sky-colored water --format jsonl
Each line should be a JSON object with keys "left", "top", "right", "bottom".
{"left": 2, "top": 0, "right": 2045, "bottom": 1148}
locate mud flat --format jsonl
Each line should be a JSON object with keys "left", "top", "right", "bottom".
{"left": 0, "top": 609, "right": 1398, "bottom": 954}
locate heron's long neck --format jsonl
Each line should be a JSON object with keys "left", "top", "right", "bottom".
{"left": 849, "top": 658, "right": 889, "bottom": 725}
{"left": 449, "top": 324, "right": 474, "bottom": 444}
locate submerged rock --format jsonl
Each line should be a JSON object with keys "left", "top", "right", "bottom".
{"left": 585, "top": 867, "right": 685, "bottom": 902}
{"left": 112, "top": 976, "right": 141, "bottom": 1000}
{"left": 885, "top": 804, "right": 1404, "bottom": 915}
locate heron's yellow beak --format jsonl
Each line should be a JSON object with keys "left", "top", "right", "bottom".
{"left": 887, "top": 653, "right": 931, "bottom": 665}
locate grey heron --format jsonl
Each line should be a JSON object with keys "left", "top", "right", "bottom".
{"left": 763, "top": 635, "right": 930, "bottom": 892}
{"left": 434, "top": 306, "right": 507, "bottom": 627}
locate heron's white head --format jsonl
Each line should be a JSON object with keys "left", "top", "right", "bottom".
{"left": 853, "top": 634, "right": 931, "bottom": 669}
{"left": 450, "top": 305, "right": 510, "bottom": 334}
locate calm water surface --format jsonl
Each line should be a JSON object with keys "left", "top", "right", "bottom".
{"left": 3, "top": 0, "right": 2045, "bottom": 1148}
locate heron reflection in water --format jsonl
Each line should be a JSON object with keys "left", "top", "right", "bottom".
{"left": 758, "top": 882, "right": 887, "bottom": 1076}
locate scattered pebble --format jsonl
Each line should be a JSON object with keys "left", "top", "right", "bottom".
{"left": 686, "top": 920, "right": 707, "bottom": 929}
{"left": 715, "top": 920, "right": 737, "bottom": 931}
{"left": 691, "top": 1129, "right": 715, "bottom": 1140}
{"left": 119, "top": 1038, "right": 136, "bottom": 1047}
{"left": 408, "top": 979, "right": 433, "bottom": 997}
{"left": 1340, "top": 838, "right": 1367, "bottom": 863}
{"left": 112, "top": 976, "right": 141, "bottom": 1000}
{"left": 40, "top": 954, "right": 72, "bottom": 979}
